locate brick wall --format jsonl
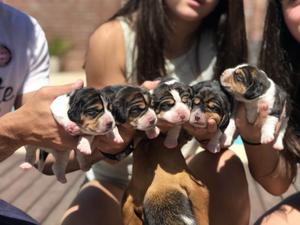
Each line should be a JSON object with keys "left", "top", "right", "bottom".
{"left": 5, "top": 0, "right": 122, "bottom": 71}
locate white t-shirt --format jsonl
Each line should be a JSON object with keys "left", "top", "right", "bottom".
{"left": 0, "top": 3, "right": 49, "bottom": 116}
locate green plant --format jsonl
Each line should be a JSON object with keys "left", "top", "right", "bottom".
{"left": 48, "top": 38, "right": 72, "bottom": 57}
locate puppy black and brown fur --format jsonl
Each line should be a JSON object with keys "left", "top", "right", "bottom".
{"left": 190, "top": 80, "right": 233, "bottom": 153}
{"left": 122, "top": 135, "right": 209, "bottom": 225}
{"left": 220, "top": 64, "right": 291, "bottom": 150}
{"left": 102, "top": 85, "right": 159, "bottom": 138}
{"left": 151, "top": 78, "right": 192, "bottom": 148}
{"left": 21, "top": 87, "right": 120, "bottom": 183}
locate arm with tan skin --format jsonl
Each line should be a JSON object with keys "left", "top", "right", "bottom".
{"left": 235, "top": 103, "right": 293, "bottom": 195}
{"left": 0, "top": 81, "right": 83, "bottom": 162}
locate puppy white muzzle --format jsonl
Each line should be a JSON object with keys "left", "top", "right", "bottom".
{"left": 190, "top": 109, "right": 207, "bottom": 128}
{"left": 136, "top": 109, "right": 157, "bottom": 130}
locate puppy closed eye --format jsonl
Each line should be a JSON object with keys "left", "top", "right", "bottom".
{"left": 207, "top": 103, "right": 221, "bottom": 114}
{"left": 85, "top": 108, "right": 103, "bottom": 118}
{"left": 181, "top": 95, "right": 190, "bottom": 103}
{"left": 130, "top": 107, "right": 144, "bottom": 117}
{"left": 193, "top": 97, "right": 201, "bottom": 105}
{"left": 160, "top": 100, "right": 175, "bottom": 111}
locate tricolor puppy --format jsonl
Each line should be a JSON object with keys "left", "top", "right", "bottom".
{"left": 220, "top": 64, "right": 290, "bottom": 150}
{"left": 20, "top": 87, "right": 121, "bottom": 183}
{"left": 151, "top": 78, "right": 192, "bottom": 148}
{"left": 102, "top": 85, "right": 159, "bottom": 138}
{"left": 190, "top": 80, "right": 233, "bottom": 153}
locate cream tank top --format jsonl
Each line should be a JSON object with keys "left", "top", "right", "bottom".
{"left": 86, "top": 18, "right": 217, "bottom": 185}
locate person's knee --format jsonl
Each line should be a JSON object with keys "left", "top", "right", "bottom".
{"left": 216, "top": 150, "right": 249, "bottom": 203}
{"left": 189, "top": 150, "right": 247, "bottom": 189}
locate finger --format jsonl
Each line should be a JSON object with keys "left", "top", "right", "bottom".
{"left": 254, "top": 102, "right": 268, "bottom": 126}
{"left": 48, "top": 79, "right": 84, "bottom": 96}
{"left": 207, "top": 118, "right": 217, "bottom": 133}
{"left": 235, "top": 103, "right": 246, "bottom": 127}
{"left": 141, "top": 80, "right": 160, "bottom": 90}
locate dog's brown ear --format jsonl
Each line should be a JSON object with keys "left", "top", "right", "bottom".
{"left": 67, "top": 89, "right": 85, "bottom": 123}
{"left": 112, "top": 99, "right": 128, "bottom": 124}
{"left": 67, "top": 101, "right": 82, "bottom": 123}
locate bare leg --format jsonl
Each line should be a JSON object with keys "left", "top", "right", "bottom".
{"left": 255, "top": 192, "right": 300, "bottom": 225}
{"left": 188, "top": 149, "right": 250, "bottom": 225}
{"left": 61, "top": 179, "right": 125, "bottom": 225}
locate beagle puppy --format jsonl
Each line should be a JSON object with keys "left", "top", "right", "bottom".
{"left": 151, "top": 78, "right": 192, "bottom": 148}
{"left": 190, "top": 80, "right": 233, "bottom": 153}
{"left": 220, "top": 64, "right": 290, "bottom": 150}
{"left": 20, "top": 87, "right": 122, "bottom": 183}
{"left": 102, "top": 85, "right": 160, "bottom": 139}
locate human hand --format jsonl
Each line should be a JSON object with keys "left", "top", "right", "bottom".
{"left": 235, "top": 102, "right": 269, "bottom": 144}
{"left": 14, "top": 80, "right": 84, "bottom": 150}
{"left": 183, "top": 118, "right": 218, "bottom": 148}
{"left": 92, "top": 123, "right": 135, "bottom": 156}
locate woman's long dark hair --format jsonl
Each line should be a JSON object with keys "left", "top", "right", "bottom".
{"left": 110, "top": 0, "right": 247, "bottom": 84}
{"left": 259, "top": 0, "right": 300, "bottom": 179}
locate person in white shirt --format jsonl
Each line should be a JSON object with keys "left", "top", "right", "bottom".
{"left": 0, "top": 2, "right": 49, "bottom": 116}
{"left": 0, "top": 2, "right": 83, "bottom": 161}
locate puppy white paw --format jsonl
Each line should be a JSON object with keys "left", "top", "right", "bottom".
{"left": 145, "top": 127, "right": 160, "bottom": 139}
{"left": 52, "top": 166, "right": 67, "bottom": 183}
{"left": 19, "top": 162, "right": 33, "bottom": 171}
{"left": 65, "top": 122, "right": 81, "bottom": 136}
{"left": 113, "top": 135, "right": 124, "bottom": 144}
{"left": 164, "top": 139, "right": 178, "bottom": 149}
{"left": 57, "top": 176, "right": 67, "bottom": 184}
{"left": 77, "top": 142, "right": 92, "bottom": 155}
{"left": 272, "top": 139, "right": 284, "bottom": 150}
{"left": 261, "top": 133, "right": 274, "bottom": 144}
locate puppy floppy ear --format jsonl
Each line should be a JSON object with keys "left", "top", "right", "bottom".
{"left": 68, "top": 100, "right": 82, "bottom": 123}
{"left": 67, "top": 89, "right": 85, "bottom": 123}
{"left": 112, "top": 99, "right": 128, "bottom": 124}
{"left": 244, "top": 82, "right": 264, "bottom": 100}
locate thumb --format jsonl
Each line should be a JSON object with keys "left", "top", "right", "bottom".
{"left": 235, "top": 103, "right": 246, "bottom": 127}
{"left": 49, "top": 79, "right": 84, "bottom": 96}
{"left": 254, "top": 102, "right": 268, "bottom": 126}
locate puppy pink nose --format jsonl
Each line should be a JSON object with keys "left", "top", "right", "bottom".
{"left": 195, "top": 115, "right": 200, "bottom": 121}
{"left": 180, "top": 114, "right": 186, "bottom": 120}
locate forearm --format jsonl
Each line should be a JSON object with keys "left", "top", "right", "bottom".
{"left": 0, "top": 111, "right": 25, "bottom": 161}
{"left": 244, "top": 142, "right": 293, "bottom": 195}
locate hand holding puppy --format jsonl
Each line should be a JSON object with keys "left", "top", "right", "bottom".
{"left": 16, "top": 80, "right": 83, "bottom": 151}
